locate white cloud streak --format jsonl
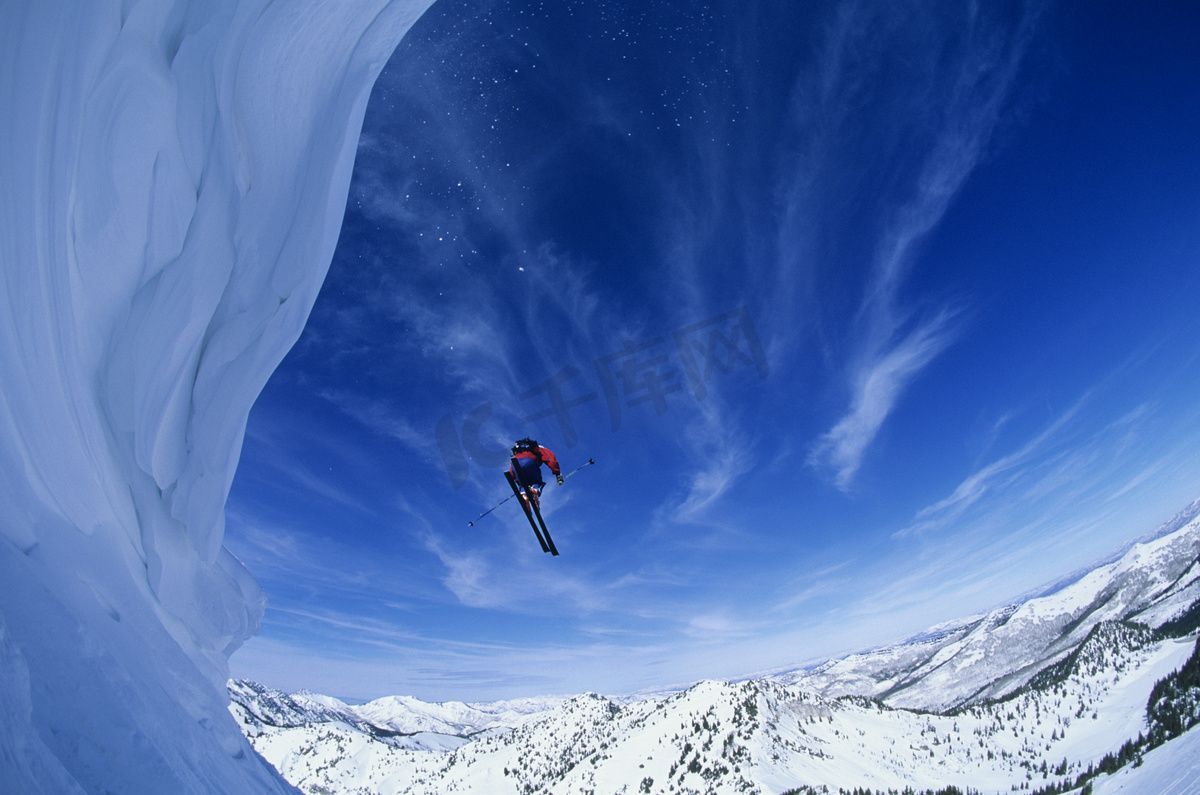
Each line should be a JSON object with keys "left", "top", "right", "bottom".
{"left": 806, "top": 0, "right": 1047, "bottom": 490}
{"left": 897, "top": 391, "right": 1091, "bottom": 537}
{"left": 811, "top": 309, "right": 960, "bottom": 490}
{"left": 667, "top": 398, "right": 749, "bottom": 524}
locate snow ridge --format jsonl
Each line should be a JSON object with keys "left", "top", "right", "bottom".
{"left": 780, "top": 509, "right": 1200, "bottom": 711}
{"left": 0, "top": 1, "right": 433, "bottom": 791}
{"left": 231, "top": 679, "right": 567, "bottom": 739}
{"left": 231, "top": 510, "right": 1200, "bottom": 794}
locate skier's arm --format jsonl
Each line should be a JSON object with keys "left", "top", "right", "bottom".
{"left": 540, "top": 447, "right": 561, "bottom": 478}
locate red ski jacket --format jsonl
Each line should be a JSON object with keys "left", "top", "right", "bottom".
{"left": 513, "top": 446, "right": 561, "bottom": 477}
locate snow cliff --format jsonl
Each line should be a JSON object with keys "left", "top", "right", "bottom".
{"left": 0, "top": 0, "right": 433, "bottom": 791}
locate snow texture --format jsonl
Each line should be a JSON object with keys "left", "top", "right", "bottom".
{"left": 1090, "top": 724, "right": 1200, "bottom": 794}
{"left": 0, "top": 1, "right": 433, "bottom": 791}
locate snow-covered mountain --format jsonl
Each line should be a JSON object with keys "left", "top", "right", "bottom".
{"left": 778, "top": 499, "right": 1200, "bottom": 712}
{"left": 231, "top": 678, "right": 567, "bottom": 746}
{"left": 231, "top": 505, "right": 1200, "bottom": 794}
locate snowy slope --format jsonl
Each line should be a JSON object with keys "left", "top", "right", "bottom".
{"left": 354, "top": 693, "right": 570, "bottom": 736}
{"left": 234, "top": 635, "right": 1198, "bottom": 794}
{"left": 232, "top": 513, "right": 1200, "bottom": 794}
{"left": 780, "top": 503, "right": 1200, "bottom": 711}
{"left": 231, "top": 678, "right": 566, "bottom": 738}
{"left": 0, "top": 1, "right": 433, "bottom": 791}
{"left": 1089, "top": 725, "right": 1200, "bottom": 794}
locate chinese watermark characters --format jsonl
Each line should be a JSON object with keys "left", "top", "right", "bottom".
{"left": 436, "top": 306, "right": 768, "bottom": 488}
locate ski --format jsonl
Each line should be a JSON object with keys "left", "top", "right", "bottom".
{"left": 510, "top": 457, "right": 562, "bottom": 556}
{"left": 524, "top": 457, "right": 589, "bottom": 553}
{"left": 506, "top": 469, "right": 550, "bottom": 553}
{"left": 529, "top": 497, "right": 559, "bottom": 556}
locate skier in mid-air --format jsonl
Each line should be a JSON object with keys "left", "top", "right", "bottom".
{"left": 466, "top": 437, "right": 593, "bottom": 556}
{"left": 504, "top": 437, "right": 564, "bottom": 555}
{"left": 508, "top": 437, "right": 562, "bottom": 506}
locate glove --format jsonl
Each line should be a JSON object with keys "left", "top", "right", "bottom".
{"left": 556, "top": 475, "right": 564, "bottom": 485}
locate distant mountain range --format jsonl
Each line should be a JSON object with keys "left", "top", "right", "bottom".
{"left": 230, "top": 501, "right": 1200, "bottom": 794}
{"left": 775, "top": 499, "right": 1200, "bottom": 712}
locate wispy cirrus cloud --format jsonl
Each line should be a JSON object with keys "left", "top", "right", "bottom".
{"left": 667, "top": 397, "right": 749, "bottom": 524}
{"left": 237, "top": 421, "right": 377, "bottom": 514}
{"left": 896, "top": 392, "right": 1093, "bottom": 538}
{"left": 317, "top": 387, "right": 432, "bottom": 453}
{"left": 811, "top": 308, "right": 961, "bottom": 490}
{"left": 804, "top": 0, "right": 1046, "bottom": 490}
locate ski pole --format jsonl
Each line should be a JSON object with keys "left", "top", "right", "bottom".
{"left": 467, "top": 493, "right": 516, "bottom": 526}
{"left": 562, "top": 458, "right": 596, "bottom": 480}
{"left": 469, "top": 460, "right": 594, "bottom": 526}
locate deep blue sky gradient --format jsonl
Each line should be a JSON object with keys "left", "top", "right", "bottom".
{"left": 225, "top": 0, "right": 1200, "bottom": 701}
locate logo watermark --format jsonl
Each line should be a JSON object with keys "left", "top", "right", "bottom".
{"left": 435, "top": 306, "right": 768, "bottom": 488}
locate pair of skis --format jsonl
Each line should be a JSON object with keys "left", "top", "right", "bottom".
{"left": 506, "top": 459, "right": 557, "bottom": 556}
{"left": 468, "top": 458, "right": 595, "bottom": 556}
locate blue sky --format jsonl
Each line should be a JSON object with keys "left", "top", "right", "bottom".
{"left": 224, "top": 0, "right": 1200, "bottom": 702}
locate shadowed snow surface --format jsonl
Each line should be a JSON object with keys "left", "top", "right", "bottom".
{"left": 0, "top": 0, "right": 432, "bottom": 791}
